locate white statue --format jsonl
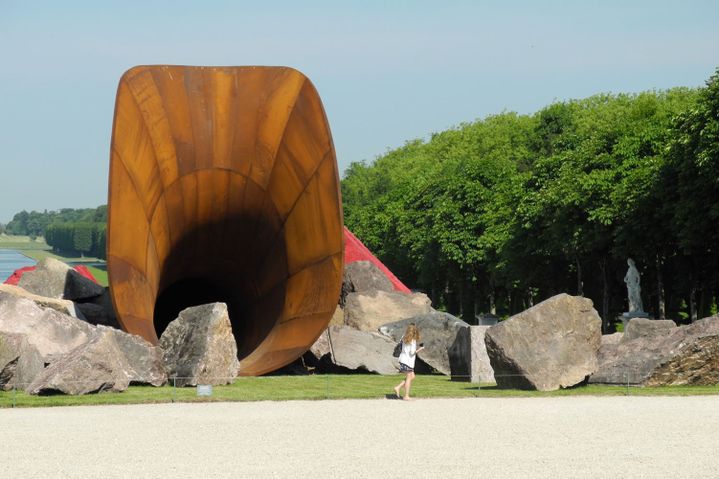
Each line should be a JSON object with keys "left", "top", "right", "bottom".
{"left": 623, "top": 258, "right": 646, "bottom": 317}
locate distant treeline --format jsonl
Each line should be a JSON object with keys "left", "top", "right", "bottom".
{"left": 342, "top": 69, "right": 719, "bottom": 330}
{"left": 4, "top": 206, "right": 107, "bottom": 259}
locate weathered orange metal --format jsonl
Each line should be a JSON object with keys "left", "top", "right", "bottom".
{"left": 107, "top": 65, "right": 343, "bottom": 375}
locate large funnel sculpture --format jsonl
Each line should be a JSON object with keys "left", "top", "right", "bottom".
{"left": 107, "top": 65, "right": 343, "bottom": 375}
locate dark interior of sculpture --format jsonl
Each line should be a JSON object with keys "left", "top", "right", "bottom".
{"left": 107, "top": 65, "right": 344, "bottom": 375}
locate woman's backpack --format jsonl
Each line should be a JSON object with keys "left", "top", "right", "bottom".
{"left": 392, "top": 341, "right": 402, "bottom": 358}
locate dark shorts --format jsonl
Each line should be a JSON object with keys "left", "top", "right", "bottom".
{"left": 399, "top": 363, "right": 414, "bottom": 373}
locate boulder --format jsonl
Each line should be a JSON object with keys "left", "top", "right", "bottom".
{"left": 448, "top": 325, "right": 495, "bottom": 383}
{"left": 74, "top": 289, "right": 121, "bottom": 329}
{"left": 622, "top": 318, "right": 676, "bottom": 343}
{"left": 17, "top": 257, "right": 104, "bottom": 301}
{"left": 329, "top": 305, "right": 344, "bottom": 326}
{"left": 0, "top": 333, "right": 25, "bottom": 388}
{"left": 344, "top": 290, "right": 432, "bottom": 332}
{"left": 590, "top": 315, "right": 719, "bottom": 386}
{"left": 0, "top": 292, "right": 95, "bottom": 362}
{"left": 160, "top": 303, "right": 240, "bottom": 387}
{"left": 27, "top": 330, "right": 131, "bottom": 395}
{"left": 308, "top": 325, "right": 400, "bottom": 374}
{"left": 340, "top": 261, "right": 394, "bottom": 306}
{"left": 0, "top": 283, "right": 81, "bottom": 318}
{"left": 0, "top": 332, "right": 44, "bottom": 391}
{"left": 309, "top": 328, "right": 331, "bottom": 360}
{"left": 100, "top": 326, "right": 166, "bottom": 386}
{"left": 1, "top": 291, "right": 165, "bottom": 393}
{"left": 485, "top": 294, "right": 602, "bottom": 391}
{"left": 378, "top": 312, "right": 469, "bottom": 375}
{"left": 602, "top": 332, "right": 623, "bottom": 346}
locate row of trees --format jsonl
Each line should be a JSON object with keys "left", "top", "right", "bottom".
{"left": 44, "top": 222, "right": 107, "bottom": 259}
{"left": 342, "top": 69, "right": 719, "bottom": 331}
{"left": 3, "top": 206, "right": 107, "bottom": 239}
{"left": 3, "top": 206, "right": 108, "bottom": 259}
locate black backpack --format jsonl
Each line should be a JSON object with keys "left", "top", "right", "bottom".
{"left": 392, "top": 340, "right": 402, "bottom": 358}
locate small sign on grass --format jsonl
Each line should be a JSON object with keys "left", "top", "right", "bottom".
{"left": 197, "top": 385, "right": 213, "bottom": 397}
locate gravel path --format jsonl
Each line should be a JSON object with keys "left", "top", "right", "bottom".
{"left": 1, "top": 396, "right": 718, "bottom": 478}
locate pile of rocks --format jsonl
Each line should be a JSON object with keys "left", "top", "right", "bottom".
{"left": 6, "top": 257, "right": 717, "bottom": 394}
{"left": 306, "top": 261, "right": 494, "bottom": 380}
{"left": 590, "top": 316, "right": 719, "bottom": 386}
{"left": 309, "top": 261, "right": 719, "bottom": 391}
{"left": 0, "top": 259, "right": 240, "bottom": 395}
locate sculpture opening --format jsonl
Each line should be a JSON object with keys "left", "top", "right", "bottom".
{"left": 107, "top": 65, "right": 344, "bottom": 375}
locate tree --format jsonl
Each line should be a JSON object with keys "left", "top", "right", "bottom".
{"left": 341, "top": 76, "right": 714, "bottom": 324}
{"left": 663, "top": 69, "right": 719, "bottom": 320}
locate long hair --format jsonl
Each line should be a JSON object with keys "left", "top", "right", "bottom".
{"left": 403, "top": 323, "right": 420, "bottom": 343}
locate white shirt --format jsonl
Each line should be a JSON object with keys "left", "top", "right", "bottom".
{"left": 398, "top": 339, "right": 417, "bottom": 368}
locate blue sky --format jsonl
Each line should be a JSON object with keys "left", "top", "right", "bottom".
{"left": 1, "top": 0, "right": 717, "bottom": 223}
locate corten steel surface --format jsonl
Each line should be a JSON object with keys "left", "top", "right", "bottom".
{"left": 107, "top": 65, "right": 344, "bottom": 376}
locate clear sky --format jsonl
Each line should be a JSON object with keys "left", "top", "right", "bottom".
{"left": 1, "top": 0, "right": 717, "bottom": 223}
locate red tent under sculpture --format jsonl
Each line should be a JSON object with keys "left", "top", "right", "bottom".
{"left": 343, "top": 227, "right": 411, "bottom": 294}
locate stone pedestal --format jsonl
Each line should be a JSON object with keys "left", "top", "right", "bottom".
{"left": 620, "top": 311, "right": 650, "bottom": 330}
{"left": 448, "top": 325, "right": 495, "bottom": 383}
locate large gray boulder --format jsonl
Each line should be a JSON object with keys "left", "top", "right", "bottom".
{"left": 309, "top": 325, "right": 400, "bottom": 374}
{"left": 622, "top": 318, "right": 676, "bottom": 343}
{"left": 448, "top": 325, "right": 495, "bottom": 383}
{"left": 344, "top": 290, "right": 433, "bottom": 332}
{"left": 0, "top": 292, "right": 95, "bottom": 362}
{"left": 27, "top": 330, "right": 131, "bottom": 395}
{"left": 100, "top": 326, "right": 166, "bottom": 386}
{"left": 378, "top": 312, "right": 469, "bottom": 375}
{"left": 75, "top": 288, "right": 121, "bottom": 329}
{"left": 1, "top": 291, "right": 165, "bottom": 393}
{"left": 160, "top": 303, "right": 240, "bottom": 387}
{"left": 18, "top": 257, "right": 104, "bottom": 301}
{"left": 590, "top": 315, "right": 719, "bottom": 386}
{"left": 0, "top": 332, "right": 44, "bottom": 391}
{"left": 341, "top": 261, "right": 395, "bottom": 306}
{"left": 485, "top": 294, "right": 602, "bottom": 391}
{"left": 0, "top": 283, "right": 81, "bottom": 318}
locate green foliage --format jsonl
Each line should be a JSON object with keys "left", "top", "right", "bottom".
{"left": 72, "top": 222, "right": 94, "bottom": 255}
{"left": 45, "top": 221, "right": 106, "bottom": 258}
{"left": 7, "top": 206, "right": 108, "bottom": 258}
{"left": 5, "top": 206, "right": 107, "bottom": 238}
{"left": 342, "top": 71, "right": 718, "bottom": 327}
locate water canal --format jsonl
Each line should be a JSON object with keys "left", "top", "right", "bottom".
{"left": 0, "top": 249, "right": 36, "bottom": 282}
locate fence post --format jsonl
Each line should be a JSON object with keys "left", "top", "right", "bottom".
{"left": 12, "top": 384, "right": 17, "bottom": 408}
{"left": 625, "top": 370, "right": 629, "bottom": 396}
{"left": 172, "top": 377, "right": 176, "bottom": 403}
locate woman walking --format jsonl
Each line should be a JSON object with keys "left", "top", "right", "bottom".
{"left": 394, "top": 323, "right": 424, "bottom": 401}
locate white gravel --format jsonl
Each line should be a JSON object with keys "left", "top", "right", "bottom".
{"left": 1, "top": 396, "right": 718, "bottom": 478}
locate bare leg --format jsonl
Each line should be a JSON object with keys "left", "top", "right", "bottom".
{"left": 403, "top": 372, "right": 415, "bottom": 400}
{"left": 394, "top": 379, "right": 405, "bottom": 398}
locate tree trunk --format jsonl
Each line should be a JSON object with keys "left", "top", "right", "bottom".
{"left": 656, "top": 255, "right": 666, "bottom": 319}
{"left": 600, "top": 259, "right": 610, "bottom": 333}
{"left": 690, "top": 284, "right": 698, "bottom": 322}
{"left": 576, "top": 258, "right": 583, "bottom": 296}
{"left": 458, "top": 280, "right": 464, "bottom": 319}
{"left": 489, "top": 289, "right": 496, "bottom": 315}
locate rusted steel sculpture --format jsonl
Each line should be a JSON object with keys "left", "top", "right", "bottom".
{"left": 107, "top": 65, "right": 343, "bottom": 375}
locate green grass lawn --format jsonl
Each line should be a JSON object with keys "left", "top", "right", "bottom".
{"left": 0, "top": 235, "right": 52, "bottom": 251}
{"left": 2, "top": 375, "right": 719, "bottom": 408}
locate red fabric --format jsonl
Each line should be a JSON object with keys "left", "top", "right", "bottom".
{"left": 343, "top": 227, "right": 411, "bottom": 294}
{"left": 4, "top": 265, "right": 35, "bottom": 286}
{"left": 72, "top": 265, "right": 98, "bottom": 283}
{"left": 4, "top": 264, "right": 98, "bottom": 285}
